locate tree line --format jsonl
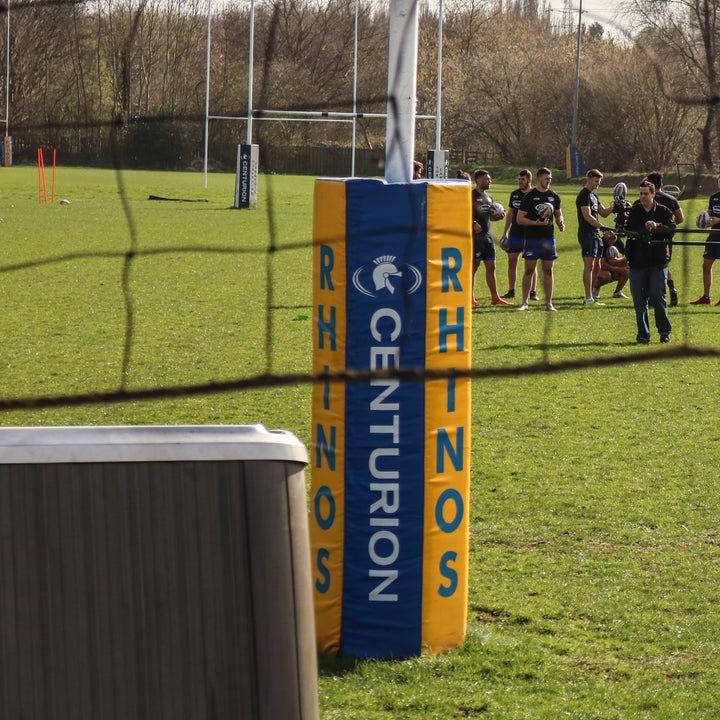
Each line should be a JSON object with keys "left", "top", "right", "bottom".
{"left": 1, "top": 0, "right": 717, "bottom": 173}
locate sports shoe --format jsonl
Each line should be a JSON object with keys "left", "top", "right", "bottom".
{"left": 517, "top": 302, "right": 529, "bottom": 311}
{"left": 491, "top": 297, "right": 514, "bottom": 306}
{"left": 546, "top": 303, "right": 557, "bottom": 312}
{"left": 669, "top": 288, "right": 678, "bottom": 307}
{"left": 501, "top": 289, "right": 515, "bottom": 299}
{"left": 529, "top": 291, "right": 540, "bottom": 301}
{"left": 690, "top": 296, "right": 711, "bottom": 305}
{"left": 660, "top": 333, "right": 670, "bottom": 343}
{"left": 592, "top": 288, "right": 600, "bottom": 300}
{"left": 636, "top": 337, "right": 650, "bottom": 344}
{"left": 472, "top": 298, "right": 481, "bottom": 307}
{"left": 613, "top": 291, "right": 629, "bottom": 299}
{"left": 584, "top": 299, "right": 605, "bottom": 307}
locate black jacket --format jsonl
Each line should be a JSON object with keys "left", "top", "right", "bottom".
{"left": 624, "top": 201, "right": 674, "bottom": 269}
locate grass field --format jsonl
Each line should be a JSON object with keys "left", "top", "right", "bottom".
{"left": 2, "top": 167, "right": 720, "bottom": 718}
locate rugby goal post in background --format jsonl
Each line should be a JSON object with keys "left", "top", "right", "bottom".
{"left": 206, "top": 0, "right": 450, "bottom": 193}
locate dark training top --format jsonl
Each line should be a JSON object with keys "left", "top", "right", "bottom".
{"left": 472, "top": 188, "right": 494, "bottom": 241}
{"left": 654, "top": 190, "right": 680, "bottom": 222}
{"left": 507, "top": 188, "right": 527, "bottom": 237}
{"left": 706, "top": 190, "right": 720, "bottom": 242}
{"left": 576, "top": 186, "right": 600, "bottom": 234}
{"left": 518, "top": 188, "right": 561, "bottom": 240}
{"left": 625, "top": 201, "right": 675, "bottom": 269}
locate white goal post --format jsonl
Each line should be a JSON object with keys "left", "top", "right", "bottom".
{"left": 203, "top": 0, "right": 446, "bottom": 188}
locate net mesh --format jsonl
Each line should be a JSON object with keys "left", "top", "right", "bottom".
{"left": 1, "top": 0, "right": 719, "bottom": 417}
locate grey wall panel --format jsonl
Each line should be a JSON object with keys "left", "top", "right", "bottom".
{"left": 0, "top": 457, "right": 317, "bottom": 720}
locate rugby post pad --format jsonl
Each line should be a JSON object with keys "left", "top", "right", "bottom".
{"left": 311, "top": 177, "right": 472, "bottom": 658}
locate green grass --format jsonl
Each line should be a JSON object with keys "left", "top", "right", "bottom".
{"left": 2, "top": 168, "right": 720, "bottom": 718}
{"left": 0, "top": 166, "right": 314, "bottom": 427}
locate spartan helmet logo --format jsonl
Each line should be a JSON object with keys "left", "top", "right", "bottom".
{"left": 352, "top": 254, "right": 423, "bottom": 298}
{"left": 372, "top": 255, "right": 402, "bottom": 293}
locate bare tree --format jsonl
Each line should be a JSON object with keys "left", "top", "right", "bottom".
{"left": 0, "top": 0, "right": 712, "bottom": 170}
{"left": 577, "top": 37, "right": 700, "bottom": 170}
{"left": 442, "top": 4, "right": 571, "bottom": 166}
{"left": 624, "top": 0, "right": 720, "bottom": 169}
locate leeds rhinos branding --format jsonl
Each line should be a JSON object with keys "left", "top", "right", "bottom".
{"left": 351, "top": 255, "right": 423, "bottom": 297}
{"left": 311, "top": 178, "right": 472, "bottom": 658}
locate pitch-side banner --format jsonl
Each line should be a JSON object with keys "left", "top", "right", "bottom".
{"left": 311, "top": 177, "right": 472, "bottom": 658}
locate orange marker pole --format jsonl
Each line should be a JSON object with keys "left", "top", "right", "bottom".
{"left": 37, "top": 149, "right": 42, "bottom": 203}
{"left": 39, "top": 149, "right": 47, "bottom": 203}
{"left": 52, "top": 149, "right": 56, "bottom": 202}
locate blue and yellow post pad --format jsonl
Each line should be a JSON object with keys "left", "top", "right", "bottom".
{"left": 311, "top": 177, "right": 472, "bottom": 658}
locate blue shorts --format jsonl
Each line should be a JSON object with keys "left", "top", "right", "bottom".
{"left": 578, "top": 230, "right": 603, "bottom": 257}
{"left": 523, "top": 237, "right": 557, "bottom": 262}
{"left": 504, "top": 233, "right": 525, "bottom": 254}
{"left": 703, "top": 241, "right": 720, "bottom": 260}
{"left": 473, "top": 234, "right": 496, "bottom": 262}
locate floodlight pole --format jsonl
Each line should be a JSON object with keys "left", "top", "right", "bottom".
{"left": 247, "top": 0, "right": 255, "bottom": 145}
{"left": 435, "top": 0, "right": 442, "bottom": 151}
{"left": 385, "top": 0, "right": 419, "bottom": 183}
{"left": 571, "top": 0, "right": 582, "bottom": 148}
{"left": 351, "top": 0, "right": 359, "bottom": 176}
{"left": 203, "top": 0, "right": 212, "bottom": 187}
{"left": 2, "top": 0, "right": 9, "bottom": 137}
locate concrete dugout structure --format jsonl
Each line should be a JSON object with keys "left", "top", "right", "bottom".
{"left": 0, "top": 424, "right": 318, "bottom": 720}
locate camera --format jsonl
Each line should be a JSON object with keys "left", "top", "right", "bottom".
{"left": 613, "top": 200, "right": 631, "bottom": 231}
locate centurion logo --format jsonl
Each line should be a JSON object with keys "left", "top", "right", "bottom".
{"left": 366, "top": 304, "right": 403, "bottom": 602}
{"left": 351, "top": 253, "right": 425, "bottom": 604}
{"left": 352, "top": 255, "right": 423, "bottom": 297}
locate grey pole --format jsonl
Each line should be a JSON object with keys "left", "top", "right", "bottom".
{"left": 435, "top": 0, "right": 443, "bottom": 152}
{"left": 351, "top": 0, "right": 359, "bottom": 176}
{"left": 247, "top": 0, "right": 255, "bottom": 145}
{"left": 203, "top": 0, "right": 211, "bottom": 187}
{"left": 571, "top": 0, "right": 582, "bottom": 148}
{"left": 5, "top": 0, "right": 8, "bottom": 137}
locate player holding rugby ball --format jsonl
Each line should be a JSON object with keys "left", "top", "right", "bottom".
{"left": 516, "top": 167, "right": 565, "bottom": 312}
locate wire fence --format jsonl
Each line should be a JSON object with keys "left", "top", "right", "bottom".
{"left": 1, "top": 0, "right": 720, "bottom": 417}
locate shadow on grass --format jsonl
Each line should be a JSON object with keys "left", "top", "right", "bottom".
{"left": 484, "top": 340, "right": 637, "bottom": 351}
{"left": 319, "top": 652, "right": 412, "bottom": 677}
{"left": 318, "top": 653, "right": 364, "bottom": 678}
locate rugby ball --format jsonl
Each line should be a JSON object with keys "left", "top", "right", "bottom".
{"left": 490, "top": 202, "right": 505, "bottom": 221}
{"left": 60, "top": 198, "right": 70, "bottom": 205}
{"left": 536, "top": 202, "right": 554, "bottom": 220}
{"left": 613, "top": 182, "right": 627, "bottom": 202}
{"left": 697, "top": 210, "right": 712, "bottom": 229}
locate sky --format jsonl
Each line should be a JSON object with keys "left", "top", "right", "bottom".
{"left": 582, "top": 0, "right": 626, "bottom": 26}
{"left": 554, "top": 0, "right": 629, "bottom": 37}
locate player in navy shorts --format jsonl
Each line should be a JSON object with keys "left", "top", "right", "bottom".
{"left": 516, "top": 167, "right": 565, "bottom": 311}
{"left": 576, "top": 169, "right": 615, "bottom": 306}
{"left": 471, "top": 169, "right": 513, "bottom": 306}
{"left": 690, "top": 175, "right": 720, "bottom": 305}
{"left": 499, "top": 169, "right": 537, "bottom": 301}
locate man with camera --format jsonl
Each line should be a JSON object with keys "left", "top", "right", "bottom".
{"left": 624, "top": 180, "right": 675, "bottom": 344}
